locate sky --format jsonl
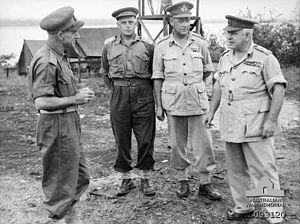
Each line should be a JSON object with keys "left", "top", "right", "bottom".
{"left": 0, "top": 0, "right": 298, "bottom": 21}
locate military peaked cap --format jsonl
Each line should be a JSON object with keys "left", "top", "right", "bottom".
{"left": 112, "top": 7, "right": 139, "bottom": 20}
{"left": 224, "top": 15, "right": 258, "bottom": 31}
{"left": 40, "top": 6, "right": 84, "bottom": 34}
{"left": 166, "top": 1, "right": 193, "bottom": 18}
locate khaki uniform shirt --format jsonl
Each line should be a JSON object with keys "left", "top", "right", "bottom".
{"left": 27, "top": 38, "right": 78, "bottom": 101}
{"left": 214, "top": 43, "right": 287, "bottom": 143}
{"left": 100, "top": 34, "right": 154, "bottom": 79}
{"left": 152, "top": 32, "right": 214, "bottom": 116}
{"left": 208, "top": 44, "right": 225, "bottom": 63}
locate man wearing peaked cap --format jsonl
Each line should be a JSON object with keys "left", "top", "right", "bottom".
{"left": 166, "top": 1, "right": 193, "bottom": 17}
{"left": 111, "top": 7, "right": 139, "bottom": 20}
{"left": 100, "top": 6, "right": 156, "bottom": 197}
{"left": 40, "top": 6, "right": 85, "bottom": 34}
{"left": 27, "top": 6, "right": 94, "bottom": 224}
{"left": 223, "top": 15, "right": 258, "bottom": 31}
{"left": 152, "top": 1, "right": 221, "bottom": 200}
{"left": 205, "top": 15, "right": 286, "bottom": 223}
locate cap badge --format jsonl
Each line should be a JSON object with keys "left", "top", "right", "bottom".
{"left": 181, "top": 4, "right": 188, "bottom": 12}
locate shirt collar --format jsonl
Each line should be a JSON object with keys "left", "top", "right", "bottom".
{"left": 46, "top": 35, "right": 66, "bottom": 61}
{"left": 116, "top": 33, "right": 139, "bottom": 44}
{"left": 169, "top": 32, "right": 194, "bottom": 47}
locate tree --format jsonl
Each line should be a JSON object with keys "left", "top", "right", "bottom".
{"left": 0, "top": 53, "right": 16, "bottom": 68}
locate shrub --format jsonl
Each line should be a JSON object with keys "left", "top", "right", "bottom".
{"left": 253, "top": 23, "right": 300, "bottom": 66}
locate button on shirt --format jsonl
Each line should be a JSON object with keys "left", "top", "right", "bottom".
{"left": 27, "top": 38, "right": 78, "bottom": 101}
{"left": 100, "top": 34, "right": 154, "bottom": 79}
{"left": 152, "top": 33, "right": 214, "bottom": 116}
{"left": 214, "top": 43, "right": 287, "bottom": 143}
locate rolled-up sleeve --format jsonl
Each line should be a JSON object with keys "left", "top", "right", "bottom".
{"left": 151, "top": 44, "right": 165, "bottom": 79}
{"left": 263, "top": 54, "right": 287, "bottom": 93}
{"left": 99, "top": 46, "right": 109, "bottom": 77}
{"left": 32, "top": 62, "right": 56, "bottom": 100}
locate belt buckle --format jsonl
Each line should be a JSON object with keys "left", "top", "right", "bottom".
{"left": 126, "top": 80, "right": 131, "bottom": 86}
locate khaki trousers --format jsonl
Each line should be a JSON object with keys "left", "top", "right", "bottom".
{"left": 225, "top": 138, "right": 281, "bottom": 215}
{"left": 168, "top": 115, "right": 216, "bottom": 184}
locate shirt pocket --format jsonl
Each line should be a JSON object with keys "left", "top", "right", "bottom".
{"left": 190, "top": 52, "right": 203, "bottom": 72}
{"left": 163, "top": 53, "right": 179, "bottom": 73}
{"left": 132, "top": 52, "right": 149, "bottom": 74}
{"left": 219, "top": 67, "right": 230, "bottom": 87}
{"left": 161, "top": 85, "right": 177, "bottom": 111}
{"left": 57, "top": 66, "right": 76, "bottom": 97}
{"left": 241, "top": 100, "right": 270, "bottom": 138}
{"left": 108, "top": 51, "right": 124, "bottom": 74}
{"left": 240, "top": 66, "right": 263, "bottom": 89}
{"left": 195, "top": 83, "right": 208, "bottom": 110}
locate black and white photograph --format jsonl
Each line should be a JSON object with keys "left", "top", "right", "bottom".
{"left": 0, "top": 0, "right": 299, "bottom": 223}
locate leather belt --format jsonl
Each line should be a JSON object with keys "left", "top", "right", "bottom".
{"left": 113, "top": 78, "right": 151, "bottom": 87}
{"left": 39, "top": 105, "right": 78, "bottom": 114}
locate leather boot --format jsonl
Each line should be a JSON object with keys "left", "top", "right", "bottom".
{"left": 140, "top": 179, "right": 156, "bottom": 196}
{"left": 198, "top": 183, "right": 221, "bottom": 200}
{"left": 176, "top": 180, "right": 190, "bottom": 198}
{"left": 64, "top": 206, "right": 80, "bottom": 224}
{"left": 117, "top": 178, "right": 136, "bottom": 196}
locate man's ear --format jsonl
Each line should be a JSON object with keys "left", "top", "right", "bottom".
{"left": 57, "top": 31, "right": 64, "bottom": 40}
{"left": 116, "top": 21, "right": 120, "bottom": 28}
{"left": 169, "top": 17, "right": 174, "bottom": 27}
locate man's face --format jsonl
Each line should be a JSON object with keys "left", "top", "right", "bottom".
{"left": 210, "top": 36, "right": 217, "bottom": 45}
{"left": 60, "top": 30, "right": 80, "bottom": 48}
{"left": 117, "top": 16, "right": 136, "bottom": 37}
{"left": 170, "top": 17, "right": 190, "bottom": 36}
{"left": 225, "top": 29, "right": 247, "bottom": 50}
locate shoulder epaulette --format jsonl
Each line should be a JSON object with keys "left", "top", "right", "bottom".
{"left": 104, "top": 36, "right": 116, "bottom": 45}
{"left": 221, "top": 49, "right": 230, "bottom": 56}
{"left": 191, "top": 32, "right": 204, "bottom": 40}
{"left": 157, "top": 34, "right": 171, "bottom": 45}
{"left": 139, "top": 36, "right": 154, "bottom": 45}
{"left": 254, "top": 44, "right": 272, "bottom": 55}
{"left": 48, "top": 51, "right": 57, "bottom": 66}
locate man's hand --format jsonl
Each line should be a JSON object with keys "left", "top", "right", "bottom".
{"left": 203, "top": 111, "right": 215, "bottom": 128}
{"left": 156, "top": 106, "right": 165, "bottom": 121}
{"left": 262, "top": 118, "right": 277, "bottom": 138}
{"left": 74, "top": 87, "right": 95, "bottom": 105}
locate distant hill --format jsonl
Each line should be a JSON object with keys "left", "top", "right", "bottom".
{"left": 0, "top": 18, "right": 115, "bottom": 27}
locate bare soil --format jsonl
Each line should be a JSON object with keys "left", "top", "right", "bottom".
{"left": 0, "top": 67, "right": 299, "bottom": 224}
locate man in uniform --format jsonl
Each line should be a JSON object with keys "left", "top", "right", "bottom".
{"left": 206, "top": 34, "right": 226, "bottom": 99}
{"left": 208, "top": 34, "right": 226, "bottom": 69}
{"left": 152, "top": 1, "right": 221, "bottom": 200}
{"left": 27, "top": 7, "right": 95, "bottom": 224}
{"left": 100, "top": 7, "right": 156, "bottom": 197}
{"left": 204, "top": 15, "right": 286, "bottom": 223}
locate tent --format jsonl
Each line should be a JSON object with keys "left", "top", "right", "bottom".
{"left": 17, "top": 27, "right": 120, "bottom": 76}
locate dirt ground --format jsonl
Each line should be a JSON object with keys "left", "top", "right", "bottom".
{"left": 0, "top": 67, "right": 299, "bottom": 224}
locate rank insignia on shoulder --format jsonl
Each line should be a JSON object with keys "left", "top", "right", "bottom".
{"left": 244, "top": 60, "right": 262, "bottom": 67}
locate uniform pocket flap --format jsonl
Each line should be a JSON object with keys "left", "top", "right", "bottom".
{"left": 239, "top": 99, "right": 270, "bottom": 114}
{"left": 190, "top": 52, "right": 203, "bottom": 58}
{"left": 195, "top": 82, "right": 205, "bottom": 93}
{"left": 108, "top": 51, "right": 122, "bottom": 60}
{"left": 162, "top": 85, "right": 177, "bottom": 94}
{"left": 135, "top": 52, "right": 149, "bottom": 62}
{"left": 241, "top": 66, "right": 261, "bottom": 75}
{"left": 163, "top": 54, "right": 177, "bottom": 61}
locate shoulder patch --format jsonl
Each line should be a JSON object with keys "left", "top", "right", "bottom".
{"left": 254, "top": 44, "right": 272, "bottom": 55}
{"left": 104, "top": 36, "right": 116, "bottom": 45}
{"left": 48, "top": 51, "right": 57, "bottom": 66}
{"left": 221, "top": 49, "right": 230, "bottom": 56}
{"left": 191, "top": 32, "right": 204, "bottom": 40}
{"left": 157, "top": 34, "right": 171, "bottom": 45}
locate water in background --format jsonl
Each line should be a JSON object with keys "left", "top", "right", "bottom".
{"left": 0, "top": 21, "right": 226, "bottom": 64}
